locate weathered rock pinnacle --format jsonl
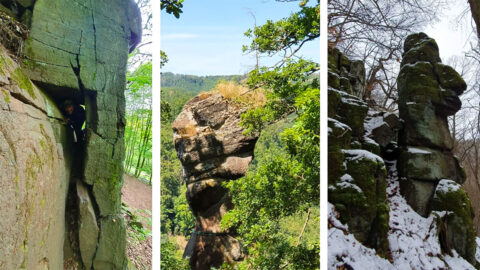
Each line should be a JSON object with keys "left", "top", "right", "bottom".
{"left": 173, "top": 92, "right": 259, "bottom": 269}
{"left": 397, "top": 32, "right": 476, "bottom": 264}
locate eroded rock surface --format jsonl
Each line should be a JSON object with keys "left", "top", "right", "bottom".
{"left": 173, "top": 92, "right": 259, "bottom": 269}
{"left": 0, "top": 43, "right": 71, "bottom": 270}
{"left": 397, "top": 32, "right": 466, "bottom": 213}
{"left": 397, "top": 32, "right": 475, "bottom": 264}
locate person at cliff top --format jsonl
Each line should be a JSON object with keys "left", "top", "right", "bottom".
{"left": 63, "top": 100, "right": 86, "bottom": 143}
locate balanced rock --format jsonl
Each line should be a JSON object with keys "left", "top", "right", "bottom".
{"left": 397, "top": 32, "right": 475, "bottom": 264}
{"left": 173, "top": 92, "right": 259, "bottom": 269}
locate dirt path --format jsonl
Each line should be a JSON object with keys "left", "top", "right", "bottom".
{"left": 122, "top": 174, "right": 152, "bottom": 270}
{"left": 122, "top": 174, "right": 152, "bottom": 212}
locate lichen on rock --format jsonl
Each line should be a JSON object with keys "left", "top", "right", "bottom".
{"left": 328, "top": 48, "right": 390, "bottom": 257}
{"left": 397, "top": 32, "right": 476, "bottom": 264}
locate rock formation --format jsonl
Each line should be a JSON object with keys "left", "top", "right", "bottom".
{"left": 329, "top": 33, "right": 478, "bottom": 267}
{"left": 173, "top": 92, "right": 259, "bottom": 269}
{"left": 397, "top": 32, "right": 475, "bottom": 263}
{"left": 0, "top": 1, "right": 141, "bottom": 269}
{"left": 0, "top": 34, "right": 72, "bottom": 270}
{"left": 328, "top": 47, "right": 391, "bottom": 257}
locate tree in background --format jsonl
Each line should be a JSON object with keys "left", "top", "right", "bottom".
{"left": 161, "top": 0, "right": 183, "bottom": 18}
{"left": 328, "top": 0, "right": 445, "bottom": 109}
{"left": 124, "top": 0, "right": 153, "bottom": 182}
{"left": 220, "top": 1, "right": 320, "bottom": 269}
{"left": 125, "top": 62, "right": 152, "bottom": 181}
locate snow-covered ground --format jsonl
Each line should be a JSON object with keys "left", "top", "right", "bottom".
{"left": 328, "top": 161, "right": 479, "bottom": 269}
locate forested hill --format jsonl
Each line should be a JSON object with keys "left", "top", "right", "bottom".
{"left": 161, "top": 72, "right": 245, "bottom": 95}
{"left": 161, "top": 73, "right": 246, "bottom": 120}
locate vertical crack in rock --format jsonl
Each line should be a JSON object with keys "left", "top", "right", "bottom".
{"left": 173, "top": 92, "right": 259, "bottom": 269}
{"left": 397, "top": 32, "right": 476, "bottom": 264}
{"left": 0, "top": 0, "right": 144, "bottom": 269}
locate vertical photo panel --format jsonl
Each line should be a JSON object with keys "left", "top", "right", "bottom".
{"left": 328, "top": 0, "right": 480, "bottom": 269}
{"left": 160, "top": 0, "right": 320, "bottom": 269}
{"left": 0, "top": 0, "right": 152, "bottom": 269}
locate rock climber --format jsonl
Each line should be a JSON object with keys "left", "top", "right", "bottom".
{"left": 62, "top": 100, "right": 86, "bottom": 143}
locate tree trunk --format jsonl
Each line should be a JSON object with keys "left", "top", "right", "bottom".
{"left": 469, "top": 0, "right": 480, "bottom": 40}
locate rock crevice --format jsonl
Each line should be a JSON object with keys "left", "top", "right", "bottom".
{"left": 0, "top": 1, "right": 141, "bottom": 269}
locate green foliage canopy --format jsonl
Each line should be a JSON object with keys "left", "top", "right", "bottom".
{"left": 220, "top": 1, "right": 320, "bottom": 269}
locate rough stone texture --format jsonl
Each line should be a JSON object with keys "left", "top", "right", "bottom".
{"left": 0, "top": 1, "right": 140, "bottom": 269}
{"left": 397, "top": 33, "right": 467, "bottom": 213}
{"left": 173, "top": 92, "right": 259, "bottom": 269}
{"left": 0, "top": 45, "right": 72, "bottom": 270}
{"left": 76, "top": 180, "right": 99, "bottom": 270}
{"left": 328, "top": 48, "right": 390, "bottom": 257}
{"left": 431, "top": 180, "right": 476, "bottom": 264}
{"left": 397, "top": 32, "right": 476, "bottom": 264}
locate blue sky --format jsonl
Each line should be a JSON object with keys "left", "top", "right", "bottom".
{"left": 161, "top": 0, "right": 320, "bottom": 75}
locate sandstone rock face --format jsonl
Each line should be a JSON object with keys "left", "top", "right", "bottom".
{"left": 0, "top": 44, "right": 71, "bottom": 270}
{"left": 328, "top": 48, "right": 390, "bottom": 257}
{"left": 173, "top": 92, "right": 259, "bottom": 269}
{"left": 397, "top": 32, "right": 475, "bottom": 264}
{"left": 1, "top": 1, "right": 140, "bottom": 268}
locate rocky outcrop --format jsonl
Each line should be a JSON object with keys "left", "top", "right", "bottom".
{"left": 173, "top": 92, "right": 259, "bottom": 269}
{"left": 0, "top": 41, "right": 72, "bottom": 270}
{"left": 328, "top": 48, "right": 390, "bottom": 257}
{"left": 328, "top": 34, "right": 479, "bottom": 268}
{"left": 397, "top": 32, "right": 475, "bottom": 264}
{"left": 0, "top": 1, "right": 141, "bottom": 268}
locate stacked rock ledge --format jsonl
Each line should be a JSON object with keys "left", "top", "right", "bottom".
{"left": 328, "top": 47, "right": 391, "bottom": 257}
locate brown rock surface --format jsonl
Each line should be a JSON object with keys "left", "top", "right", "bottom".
{"left": 173, "top": 92, "right": 259, "bottom": 269}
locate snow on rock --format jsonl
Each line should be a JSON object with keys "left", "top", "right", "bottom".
{"left": 328, "top": 161, "right": 480, "bottom": 269}
{"left": 329, "top": 174, "right": 363, "bottom": 193}
{"left": 328, "top": 204, "right": 394, "bottom": 270}
{"left": 329, "top": 117, "right": 352, "bottom": 131}
{"left": 433, "top": 179, "right": 461, "bottom": 198}
{"left": 475, "top": 237, "right": 480, "bottom": 262}
{"left": 407, "top": 147, "right": 432, "bottom": 155}
{"left": 342, "top": 149, "right": 384, "bottom": 164}
{"left": 364, "top": 115, "right": 385, "bottom": 135}
{"left": 387, "top": 162, "right": 475, "bottom": 269}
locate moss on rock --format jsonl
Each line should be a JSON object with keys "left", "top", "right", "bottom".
{"left": 431, "top": 180, "right": 476, "bottom": 265}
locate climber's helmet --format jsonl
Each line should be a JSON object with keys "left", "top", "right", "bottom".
{"left": 63, "top": 100, "right": 74, "bottom": 115}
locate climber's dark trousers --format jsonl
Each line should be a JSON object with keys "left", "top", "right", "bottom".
{"left": 71, "top": 134, "right": 85, "bottom": 178}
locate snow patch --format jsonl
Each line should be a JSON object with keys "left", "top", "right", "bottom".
{"left": 434, "top": 179, "right": 461, "bottom": 198}
{"left": 328, "top": 203, "right": 394, "bottom": 270}
{"left": 330, "top": 174, "right": 363, "bottom": 193}
{"left": 328, "top": 161, "right": 479, "bottom": 269}
{"left": 364, "top": 115, "right": 385, "bottom": 134}
{"left": 342, "top": 149, "right": 384, "bottom": 164}
{"left": 407, "top": 147, "right": 432, "bottom": 154}
{"left": 329, "top": 118, "right": 351, "bottom": 131}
